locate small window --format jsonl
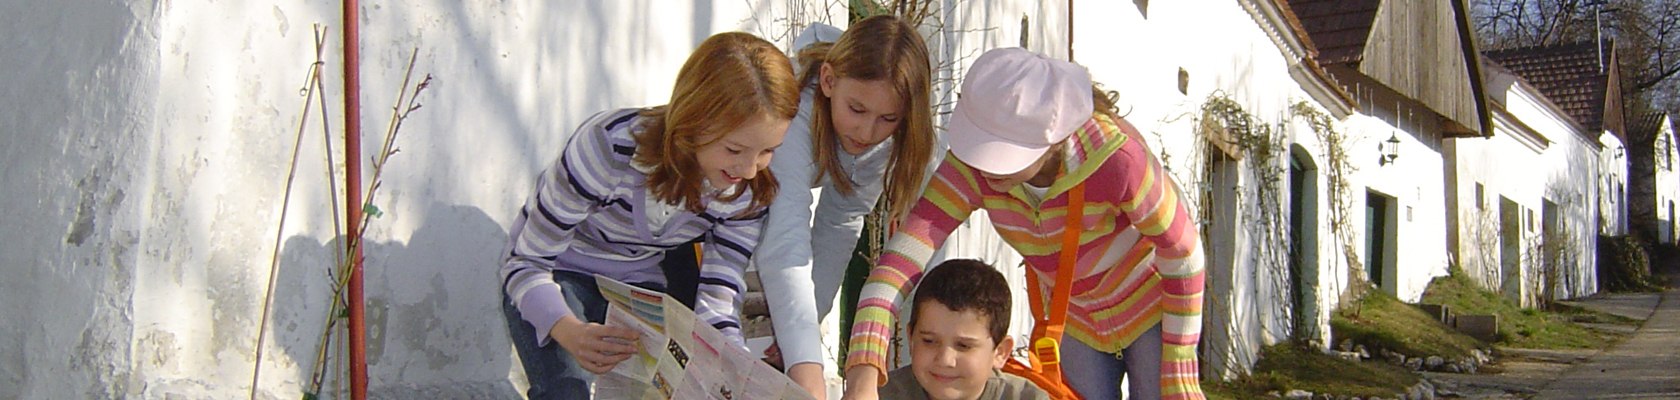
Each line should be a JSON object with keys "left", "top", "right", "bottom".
{"left": 1177, "top": 68, "right": 1190, "bottom": 95}
{"left": 1666, "top": 136, "right": 1673, "bottom": 171}
{"left": 1475, "top": 183, "right": 1485, "bottom": 210}
{"left": 1019, "top": 16, "right": 1030, "bottom": 48}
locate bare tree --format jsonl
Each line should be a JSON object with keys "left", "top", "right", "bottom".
{"left": 1474, "top": 0, "right": 1680, "bottom": 111}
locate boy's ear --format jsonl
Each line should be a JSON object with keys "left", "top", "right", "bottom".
{"left": 818, "top": 62, "right": 836, "bottom": 98}
{"left": 992, "top": 335, "right": 1014, "bottom": 369}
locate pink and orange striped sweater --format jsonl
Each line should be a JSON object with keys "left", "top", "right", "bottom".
{"left": 846, "top": 113, "right": 1207, "bottom": 398}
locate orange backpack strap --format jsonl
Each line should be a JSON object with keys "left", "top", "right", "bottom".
{"left": 1003, "top": 358, "right": 1081, "bottom": 399}
{"left": 1014, "top": 181, "right": 1085, "bottom": 399}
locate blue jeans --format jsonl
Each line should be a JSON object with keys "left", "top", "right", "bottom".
{"left": 502, "top": 270, "right": 665, "bottom": 400}
{"left": 1060, "top": 323, "right": 1163, "bottom": 400}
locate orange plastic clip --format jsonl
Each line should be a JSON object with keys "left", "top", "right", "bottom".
{"left": 1033, "top": 336, "right": 1061, "bottom": 366}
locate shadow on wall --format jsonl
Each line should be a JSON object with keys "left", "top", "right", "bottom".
{"left": 269, "top": 203, "right": 517, "bottom": 399}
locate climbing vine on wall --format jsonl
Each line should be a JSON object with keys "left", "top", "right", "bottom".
{"left": 1197, "top": 94, "right": 1294, "bottom": 342}
{"left": 1290, "top": 101, "right": 1364, "bottom": 302}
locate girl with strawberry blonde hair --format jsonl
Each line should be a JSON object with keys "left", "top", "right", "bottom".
{"left": 500, "top": 31, "right": 800, "bottom": 400}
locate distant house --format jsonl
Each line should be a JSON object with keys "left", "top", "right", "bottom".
{"left": 1288, "top": 0, "right": 1490, "bottom": 301}
{"left": 1628, "top": 112, "right": 1680, "bottom": 245}
{"left": 1452, "top": 57, "right": 1602, "bottom": 307}
{"left": 1479, "top": 41, "right": 1633, "bottom": 299}
{"left": 1485, "top": 41, "right": 1630, "bottom": 239}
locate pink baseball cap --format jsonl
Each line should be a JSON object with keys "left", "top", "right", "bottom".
{"left": 946, "top": 47, "right": 1093, "bottom": 175}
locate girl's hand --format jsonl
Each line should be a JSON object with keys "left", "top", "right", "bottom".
{"left": 839, "top": 366, "right": 881, "bottom": 400}
{"left": 787, "top": 363, "right": 827, "bottom": 400}
{"left": 548, "top": 315, "right": 641, "bottom": 374}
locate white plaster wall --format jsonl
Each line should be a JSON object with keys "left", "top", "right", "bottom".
{"left": 1457, "top": 75, "right": 1541, "bottom": 291}
{"left": 1446, "top": 114, "right": 1546, "bottom": 292}
{"left": 1537, "top": 130, "right": 1603, "bottom": 300}
{"left": 3, "top": 1, "right": 848, "bottom": 398}
{"left": 0, "top": 0, "right": 159, "bottom": 398}
{"left": 1340, "top": 111, "right": 1452, "bottom": 303}
{"left": 1503, "top": 87, "right": 1601, "bottom": 300}
{"left": 1062, "top": 0, "right": 1355, "bottom": 377}
{"left": 1602, "top": 132, "right": 1630, "bottom": 236}
{"left": 1454, "top": 72, "right": 1604, "bottom": 306}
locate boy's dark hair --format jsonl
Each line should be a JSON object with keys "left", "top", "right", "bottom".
{"left": 910, "top": 259, "right": 1012, "bottom": 344}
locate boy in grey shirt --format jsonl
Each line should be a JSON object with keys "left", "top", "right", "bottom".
{"left": 877, "top": 259, "right": 1049, "bottom": 400}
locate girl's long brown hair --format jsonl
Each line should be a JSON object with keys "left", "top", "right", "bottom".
{"left": 796, "top": 15, "right": 935, "bottom": 223}
{"left": 634, "top": 32, "right": 800, "bottom": 214}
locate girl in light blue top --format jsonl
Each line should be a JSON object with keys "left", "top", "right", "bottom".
{"left": 757, "top": 15, "right": 938, "bottom": 399}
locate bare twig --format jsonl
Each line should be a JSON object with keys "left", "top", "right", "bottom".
{"left": 252, "top": 23, "right": 331, "bottom": 400}
{"left": 303, "top": 26, "right": 346, "bottom": 396}
{"left": 301, "top": 48, "right": 433, "bottom": 399}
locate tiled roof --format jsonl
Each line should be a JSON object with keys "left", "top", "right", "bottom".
{"left": 1484, "top": 41, "right": 1613, "bottom": 133}
{"left": 1630, "top": 111, "right": 1665, "bottom": 143}
{"left": 1285, "top": 0, "right": 1381, "bottom": 65}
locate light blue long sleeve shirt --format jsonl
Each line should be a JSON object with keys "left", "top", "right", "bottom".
{"left": 755, "top": 22, "right": 896, "bottom": 371}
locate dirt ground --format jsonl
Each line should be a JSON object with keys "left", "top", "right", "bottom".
{"left": 1422, "top": 347, "right": 1595, "bottom": 399}
{"left": 1421, "top": 277, "right": 1675, "bottom": 400}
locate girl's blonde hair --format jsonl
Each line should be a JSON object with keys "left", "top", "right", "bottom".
{"left": 1093, "top": 83, "right": 1121, "bottom": 121}
{"left": 796, "top": 15, "right": 934, "bottom": 223}
{"left": 635, "top": 32, "right": 800, "bottom": 214}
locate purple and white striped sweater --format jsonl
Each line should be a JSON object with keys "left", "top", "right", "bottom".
{"left": 501, "top": 108, "right": 765, "bottom": 347}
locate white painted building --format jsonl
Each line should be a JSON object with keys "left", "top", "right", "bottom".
{"left": 1450, "top": 60, "right": 1604, "bottom": 307}
{"left": 1627, "top": 112, "right": 1680, "bottom": 245}
{"left": 1481, "top": 41, "right": 1629, "bottom": 300}
{"left": 1059, "top": 0, "right": 1359, "bottom": 378}
{"left": 1289, "top": 0, "right": 1494, "bottom": 304}
{"left": 2, "top": 0, "right": 1630, "bottom": 397}
{"left": 1528, "top": 94, "right": 1605, "bottom": 302}
{"left": 1603, "top": 132, "right": 1632, "bottom": 236}
{"left": 1483, "top": 42, "right": 1632, "bottom": 241}
{"left": 1654, "top": 116, "right": 1680, "bottom": 244}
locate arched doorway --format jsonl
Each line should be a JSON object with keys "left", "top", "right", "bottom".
{"left": 1288, "top": 145, "right": 1320, "bottom": 341}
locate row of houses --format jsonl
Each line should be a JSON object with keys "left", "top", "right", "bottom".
{"left": 11, "top": 0, "right": 1680, "bottom": 397}
{"left": 887, "top": 0, "right": 1680, "bottom": 380}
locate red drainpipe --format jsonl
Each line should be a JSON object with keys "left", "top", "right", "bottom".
{"left": 341, "top": 0, "right": 368, "bottom": 398}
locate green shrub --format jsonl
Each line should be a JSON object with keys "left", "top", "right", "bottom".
{"left": 1597, "top": 235, "right": 1661, "bottom": 292}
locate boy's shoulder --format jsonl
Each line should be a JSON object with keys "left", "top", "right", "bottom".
{"left": 879, "top": 366, "right": 929, "bottom": 400}
{"left": 987, "top": 370, "right": 1052, "bottom": 400}
{"left": 879, "top": 366, "right": 1052, "bottom": 400}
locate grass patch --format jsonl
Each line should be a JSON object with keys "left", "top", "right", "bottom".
{"left": 1202, "top": 344, "right": 1418, "bottom": 399}
{"left": 1332, "top": 289, "right": 1481, "bottom": 360}
{"left": 1419, "top": 271, "right": 1619, "bottom": 349}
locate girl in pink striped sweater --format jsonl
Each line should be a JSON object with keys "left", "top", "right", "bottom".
{"left": 841, "top": 48, "right": 1207, "bottom": 400}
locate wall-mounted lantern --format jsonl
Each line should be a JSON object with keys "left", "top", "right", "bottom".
{"left": 1378, "top": 132, "right": 1401, "bottom": 166}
